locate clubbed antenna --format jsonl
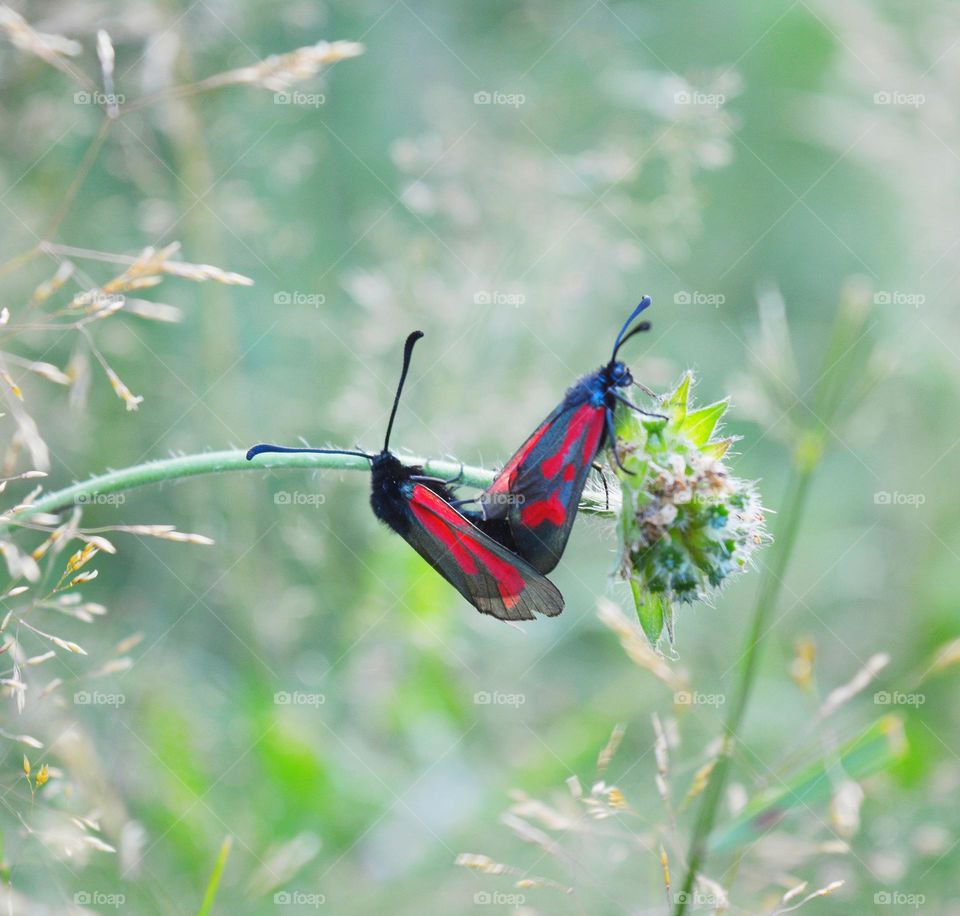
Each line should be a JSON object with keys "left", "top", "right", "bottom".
{"left": 383, "top": 330, "right": 424, "bottom": 453}
{"left": 245, "top": 444, "right": 370, "bottom": 461}
{"left": 246, "top": 331, "right": 425, "bottom": 463}
{"left": 611, "top": 296, "right": 653, "bottom": 362}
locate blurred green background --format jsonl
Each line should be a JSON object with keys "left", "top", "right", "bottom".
{"left": 1, "top": 0, "right": 958, "bottom": 912}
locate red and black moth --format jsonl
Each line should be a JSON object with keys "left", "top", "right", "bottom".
{"left": 246, "top": 331, "right": 564, "bottom": 622}
{"left": 476, "top": 297, "right": 664, "bottom": 575}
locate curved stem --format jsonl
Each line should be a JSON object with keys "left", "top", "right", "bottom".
{"left": 2, "top": 449, "right": 496, "bottom": 531}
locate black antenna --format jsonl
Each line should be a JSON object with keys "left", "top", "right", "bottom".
{"left": 245, "top": 444, "right": 371, "bottom": 461}
{"left": 613, "top": 320, "right": 652, "bottom": 356}
{"left": 610, "top": 296, "right": 652, "bottom": 362}
{"left": 246, "top": 331, "right": 425, "bottom": 463}
{"left": 383, "top": 330, "right": 424, "bottom": 453}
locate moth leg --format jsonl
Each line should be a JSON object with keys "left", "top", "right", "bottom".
{"left": 445, "top": 461, "right": 466, "bottom": 485}
{"left": 591, "top": 462, "right": 611, "bottom": 510}
{"left": 613, "top": 391, "right": 667, "bottom": 420}
{"left": 606, "top": 408, "right": 635, "bottom": 475}
{"left": 632, "top": 379, "right": 658, "bottom": 398}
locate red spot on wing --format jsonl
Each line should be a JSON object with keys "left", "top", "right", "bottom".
{"left": 520, "top": 494, "right": 566, "bottom": 527}
{"left": 582, "top": 409, "right": 604, "bottom": 462}
{"left": 540, "top": 404, "right": 603, "bottom": 479}
{"left": 410, "top": 496, "right": 478, "bottom": 574}
{"left": 410, "top": 486, "right": 526, "bottom": 608}
{"left": 487, "top": 422, "right": 551, "bottom": 496}
{"left": 541, "top": 405, "right": 602, "bottom": 479}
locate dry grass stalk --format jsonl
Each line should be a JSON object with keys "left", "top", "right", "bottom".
{"left": 597, "top": 597, "right": 686, "bottom": 691}
{"left": 818, "top": 652, "right": 889, "bottom": 720}
{"left": 0, "top": 6, "right": 81, "bottom": 61}
{"left": 203, "top": 41, "right": 365, "bottom": 92}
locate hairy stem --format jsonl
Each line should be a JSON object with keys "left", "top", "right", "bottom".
{"left": 2, "top": 450, "right": 496, "bottom": 531}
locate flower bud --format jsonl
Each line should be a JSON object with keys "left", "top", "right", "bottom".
{"left": 613, "top": 372, "right": 768, "bottom": 646}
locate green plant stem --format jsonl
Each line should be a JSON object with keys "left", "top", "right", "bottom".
{"left": 197, "top": 834, "right": 233, "bottom": 916}
{"left": 2, "top": 450, "right": 496, "bottom": 531}
{"left": 673, "top": 462, "right": 814, "bottom": 914}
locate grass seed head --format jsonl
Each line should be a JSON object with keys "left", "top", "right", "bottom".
{"left": 216, "top": 40, "right": 365, "bottom": 91}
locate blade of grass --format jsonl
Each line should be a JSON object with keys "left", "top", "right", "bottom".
{"left": 197, "top": 834, "right": 233, "bottom": 916}
{"left": 710, "top": 715, "right": 907, "bottom": 853}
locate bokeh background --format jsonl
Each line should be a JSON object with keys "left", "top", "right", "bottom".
{"left": 1, "top": 0, "right": 958, "bottom": 912}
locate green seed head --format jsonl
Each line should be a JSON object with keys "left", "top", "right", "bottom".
{"left": 613, "top": 372, "right": 768, "bottom": 647}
